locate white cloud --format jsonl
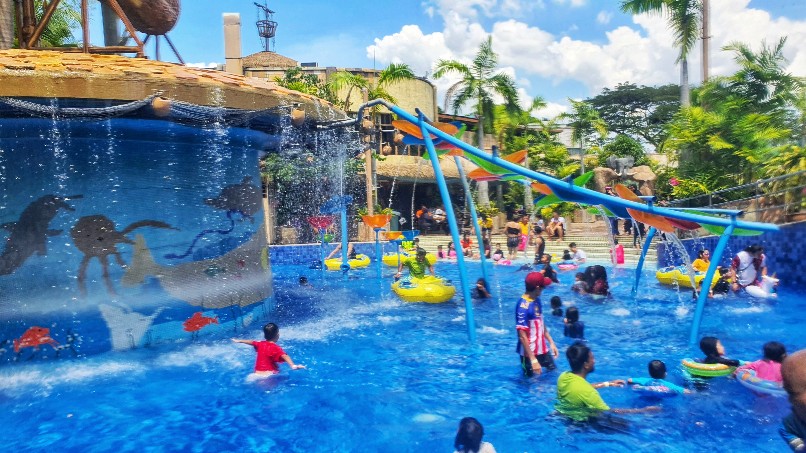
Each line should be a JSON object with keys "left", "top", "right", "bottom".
{"left": 534, "top": 102, "right": 569, "bottom": 120}
{"left": 596, "top": 11, "right": 612, "bottom": 24}
{"left": 372, "top": 0, "right": 806, "bottom": 115}
{"left": 553, "top": 0, "right": 587, "bottom": 7}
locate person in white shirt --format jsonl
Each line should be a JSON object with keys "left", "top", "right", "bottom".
{"left": 546, "top": 211, "right": 566, "bottom": 241}
{"left": 569, "top": 242, "right": 587, "bottom": 263}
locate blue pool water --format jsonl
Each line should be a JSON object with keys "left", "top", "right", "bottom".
{"left": 0, "top": 258, "right": 799, "bottom": 452}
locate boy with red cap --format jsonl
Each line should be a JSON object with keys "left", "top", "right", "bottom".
{"left": 516, "top": 272, "right": 559, "bottom": 376}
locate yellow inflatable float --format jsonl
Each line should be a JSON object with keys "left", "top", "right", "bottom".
{"left": 382, "top": 252, "right": 437, "bottom": 267}
{"left": 656, "top": 266, "right": 719, "bottom": 289}
{"left": 324, "top": 254, "right": 371, "bottom": 271}
{"left": 392, "top": 276, "right": 456, "bottom": 303}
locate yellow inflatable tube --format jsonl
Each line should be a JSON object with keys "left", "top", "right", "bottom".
{"left": 324, "top": 254, "right": 371, "bottom": 271}
{"left": 382, "top": 252, "right": 437, "bottom": 267}
{"left": 656, "top": 266, "right": 719, "bottom": 289}
{"left": 392, "top": 276, "right": 456, "bottom": 303}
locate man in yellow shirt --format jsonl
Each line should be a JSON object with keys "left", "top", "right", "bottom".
{"left": 555, "top": 341, "right": 659, "bottom": 421}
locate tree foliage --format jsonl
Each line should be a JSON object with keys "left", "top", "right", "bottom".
{"left": 586, "top": 82, "right": 680, "bottom": 152}
{"left": 274, "top": 67, "right": 337, "bottom": 104}
{"left": 597, "top": 134, "right": 650, "bottom": 167}
{"left": 434, "top": 36, "right": 520, "bottom": 207}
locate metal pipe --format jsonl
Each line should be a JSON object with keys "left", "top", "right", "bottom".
{"left": 454, "top": 155, "right": 490, "bottom": 290}
{"left": 632, "top": 226, "right": 657, "bottom": 295}
{"left": 688, "top": 223, "right": 735, "bottom": 347}
{"left": 419, "top": 112, "right": 476, "bottom": 344}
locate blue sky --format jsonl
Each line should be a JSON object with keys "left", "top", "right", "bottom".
{"left": 89, "top": 0, "right": 806, "bottom": 118}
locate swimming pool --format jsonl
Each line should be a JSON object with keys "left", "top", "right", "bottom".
{"left": 0, "top": 259, "right": 798, "bottom": 452}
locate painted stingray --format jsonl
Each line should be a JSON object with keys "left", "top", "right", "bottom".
{"left": 204, "top": 176, "right": 262, "bottom": 222}
{"left": 0, "top": 194, "right": 82, "bottom": 275}
{"left": 70, "top": 215, "right": 177, "bottom": 296}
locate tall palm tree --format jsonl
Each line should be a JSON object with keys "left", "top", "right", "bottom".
{"left": 621, "top": 0, "right": 701, "bottom": 106}
{"left": 561, "top": 99, "right": 608, "bottom": 160}
{"left": 0, "top": 0, "right": 13, "bottom": 49}
{"left": 492, "top": 97, "right": 547, "bottom": 209}
{"left": 327, "top": 63, "right": 416, "bottom": 219}
{"left": 434, "top": 36, "right": 521, "bottom": 207}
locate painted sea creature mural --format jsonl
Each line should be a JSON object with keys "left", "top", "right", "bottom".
{"left": 122, "top": 231, "right": 270, "bottom": 309}
{"left": 183, "top": 312, "right": 219, "bottom": 339}
{"left": 70, "top": 215, "right": 177, "bottom": 296}
{"left": 99, "top": 304, "right": 165, "bottom": 351}
{"left": 0, "top": 195, "right": 82, "bottom": 275}
{"left": 204, "top": 176, "right": 262, "bottom": 222}
{"left": 13, "top": 326, "right": 59, "bottom": 353}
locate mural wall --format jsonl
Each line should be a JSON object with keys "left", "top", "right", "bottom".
{"left": 0, "top": 117, "right": 273, "bottom": 361}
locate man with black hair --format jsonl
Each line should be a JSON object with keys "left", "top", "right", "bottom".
{"left": 555, "top": 342, "right": 659, "bottom": 421}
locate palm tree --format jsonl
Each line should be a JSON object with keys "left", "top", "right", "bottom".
{"left": 561, "top": 99, "right": 608, "bottom": 163}
{"left": 434, "top": 36, "right": 521, "bottom": 207}
{"left": 327, "top": 63, "right": 416, "bottom": 220}
{"left": 0, "top": 0, "right": 13, "bottom": 49}
{"left": 621, "top": 0, "right": 701, "bottom": 106}
{"left": 492, "top": 97, "right": 547, "bottom": 209}
{"left": 328, "top": 63, "right": 415, "bottom": 113}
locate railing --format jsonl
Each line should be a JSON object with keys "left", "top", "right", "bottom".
{"left": 668, "top": 171, "right": 806, "bottom": 224}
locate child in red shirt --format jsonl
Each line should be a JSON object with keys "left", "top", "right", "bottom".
{"left": 233, "top": 323, "right": 305, "bottom": 375}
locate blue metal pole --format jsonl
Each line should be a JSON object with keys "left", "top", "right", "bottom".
{"left": 688, "top": 224, "right": 735, "bottom": 348}
{"left": 454, "top": 155, "right": 490, "bottom": 290}
{"left": 320, "top": 229, "right": 326, "bottom": 275}
{"left": 632, "top": 226, "right": 657, "bottom": 295}
{"left": 374, "top": 228, "right": 382, "bottom": 279}
{"left": 419, "top": 113, "right": 477, "bottom": 344}
{"left": 340, "top": 208, "right": 349, "bottom": 271}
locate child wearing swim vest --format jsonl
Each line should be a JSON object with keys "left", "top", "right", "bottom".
{"left": 232, "top": 323, "right": 305, "bottom": 375}
{"left": 627, "top": 360, "right": 689, "bottom": 395}
{"left": 735, "top": 341, "right": 787, "bottom": 383}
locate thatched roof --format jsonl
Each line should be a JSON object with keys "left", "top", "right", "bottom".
{"left": 243, "top": 51, "right": 298, "bottom": 69}
{"left": 0, "top": 49, "right": 347, "bottom": 123}
{"left": 375, "top": 155, "right": 478, "bottom": 183}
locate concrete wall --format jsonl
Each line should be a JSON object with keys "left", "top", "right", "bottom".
{"left": 657, "top": 221, "right": 806, "bottom": 288}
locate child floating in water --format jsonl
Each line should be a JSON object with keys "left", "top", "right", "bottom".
{"left": 563, "top": 307, "right": 585, "bottom": 339}
{"left": 550, "top": 296, "right": 563, "bottom": 317}
{"left": 735, "top": 341, "right": 787, "bottom": 383}
{"left": 472, "top": 278, "right": 492, "bottom": 299}
{"left": 700, "top": 336, "right": 741, "bottom": 367}
{"left": 298, "top": 276, "right": 313, "bottom": 288}
{"left": 628, "top": 360, "right": 690, "bottom": 395}
{"left": 233, "top": 323, "right": 305, "bottom": 376}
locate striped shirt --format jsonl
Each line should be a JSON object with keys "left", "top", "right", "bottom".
{"left": 515, "top": 295, "right": 548, "bottom": 356}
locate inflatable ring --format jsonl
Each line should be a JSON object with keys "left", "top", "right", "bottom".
{"left": 681, "top": 358, "right": 735, "bottom": 377}
{"left": 392, "top": 275, "right": 456, "bottom": 303}
{"left": 558, "top": 261, "right": 578, "bottom": 271}
{"left": 382, "top": 252, "right": 436, "bottom": 267}
{"left": 656, "top": 266, "right": 719, "bottom": 289}
{"left": 324, "top": 254, "right": 371, "bottom": 271}
{"left": 736, "top": 369, "right": 787, "bottom": 397}
{"left": 632, "top": 385, "right": 679, "bottom": 397}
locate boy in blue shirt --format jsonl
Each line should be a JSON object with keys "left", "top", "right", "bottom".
{"left": 627, "top": 360, "right": 690, "bottom": 395}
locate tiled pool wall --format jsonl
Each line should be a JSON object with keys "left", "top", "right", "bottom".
{"left": 270, "top": 242, "right": 398, "bottom": 265}
{"left": 657, "top": 221, "right": 806, "bottom": 288}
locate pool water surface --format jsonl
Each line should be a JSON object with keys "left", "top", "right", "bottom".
{"left": 0, "top": 259, "right": 799, "bottom": 452}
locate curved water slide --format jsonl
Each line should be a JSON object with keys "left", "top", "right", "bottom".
{"left": 344, "top": 100, "right": 779, "bottom": 347}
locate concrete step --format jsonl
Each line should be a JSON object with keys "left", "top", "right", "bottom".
{"left": 411, "top": 225, "right": 660, "bottom": 264}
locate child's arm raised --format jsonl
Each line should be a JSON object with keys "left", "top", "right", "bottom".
{"left": 282, "top": 354, "right": 305, "bottom": 370}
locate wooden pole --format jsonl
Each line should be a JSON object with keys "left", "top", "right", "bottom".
{"left": 701, "top": 0, "right": 710, "bottom": 82}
